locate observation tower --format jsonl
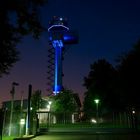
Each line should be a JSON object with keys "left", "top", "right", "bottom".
{"left": 48, "top": 16, "right": 78, "bottom": 95}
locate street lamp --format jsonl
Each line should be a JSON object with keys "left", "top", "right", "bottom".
{"left": 94, "top": 99, "right": 100, "bottom": 123}
{"left": 47, "top": 101, "right": 52, "bottom": 127}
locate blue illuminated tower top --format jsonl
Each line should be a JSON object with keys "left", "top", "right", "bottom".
{"left": 48, "top": 16, "right": 78, "bottom": 44}
{"left": 48, "top": 16, "right": 69, "bottom": 32}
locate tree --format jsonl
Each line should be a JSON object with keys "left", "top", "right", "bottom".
{"left": 31, "top": 90, "right": 42, "bottom": 112}
{"left": 51, "top": 89, "right": 78, "bottom": 113}
{"left": 117, "top": 39, "right": 140, "bottom": 109}
{"left": 0, "top": 0, "right": 47, "bottom": 77}
{"left": 50, "top": 89, "right": 79, "bottom": 123}
{"left": 83, "top": 59, "right": 119, "bottom": 119}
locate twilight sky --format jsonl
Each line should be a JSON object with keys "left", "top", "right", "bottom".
{"left": 0, "top": 0, "right": 140, "bottom": 104}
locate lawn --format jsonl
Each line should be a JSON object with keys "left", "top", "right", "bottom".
{"left": 2, "top": 136, "right": 15, "bottom": 140}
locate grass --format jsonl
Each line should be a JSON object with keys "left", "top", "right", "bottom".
{"left": 47, "top": 122, "right": 140, "bottom": 132}
{"left": 2, "top": 136, "right": 15, "bottom": 140}
{"left": 49, "top": 122, "right": 128, "bottom": 128}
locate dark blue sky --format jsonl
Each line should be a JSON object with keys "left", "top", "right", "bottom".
{"left": 1, "top": 0, "right": 140, "bottom": 103}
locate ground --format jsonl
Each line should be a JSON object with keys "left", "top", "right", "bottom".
{"left": 31, "top": 133, "right": 140, "bottom": 140}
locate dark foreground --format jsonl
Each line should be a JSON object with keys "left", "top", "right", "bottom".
{"left": 31, "top": 133, "right": 140, "bottom": 140}
{"left": 13, "top": 127, "right": 140, "bottom": 140}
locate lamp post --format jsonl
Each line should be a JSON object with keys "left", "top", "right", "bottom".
{"left": 2, "top": 107, "right": 7, "bottom": 137}
{"left": 26, "top": 84, "right": 32, "bottom": 136}
{"left": 9, "top": 82, "right": 19, "bottom": 136}
{"left": 94, "top": 99, "right": 100, "bottom": 123}
{"left": 47, "top": 101, "right": 52, "bottom": 127}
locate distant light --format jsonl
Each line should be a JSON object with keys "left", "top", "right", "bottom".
{"left": 132, "top": 110, "right": 135, "bottom": 114}
{"left": 63, "top": 35, "right": 74, "bottom": 41}
{"left": 53, "top": 91, "right": 60, "bottom": 94}
{"left": 48, "top": 101, "right": 52, "bottom": 105}
{"left": 94, "top": 99, "right": 100, "bottom": 104}
{"left": 53, "top": 85, "right": 62, "bottom": 95}
{"left": 20, "top": 119, "right": 25, "bottom": 125}
{"left": 60, "top": 17, "right": 63, "bottom": 21}
{"left": 91, "top": 118, "right": 97, "bottom": 123}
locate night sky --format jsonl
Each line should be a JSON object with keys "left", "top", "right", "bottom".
{"left": 0, "top": 0, "right": 140, "bottom": 104}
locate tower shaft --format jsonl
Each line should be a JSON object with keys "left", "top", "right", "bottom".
{"left": 53, "top": 41, "right": 63, "bottom": 94}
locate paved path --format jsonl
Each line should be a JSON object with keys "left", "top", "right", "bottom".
{"left": 31, "top": 133, "right": 140, "bottom": 140}
{"left": 48, "top": 127, "right": 137, "bottom": 134}
{"left": 33, "top": 127, "right": 140, "bottom": 140}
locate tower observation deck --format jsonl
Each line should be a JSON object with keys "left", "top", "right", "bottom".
{"left": 48, "top": 16, "right": 78, "bottom": 95}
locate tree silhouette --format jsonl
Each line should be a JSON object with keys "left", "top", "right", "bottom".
{"left": 117, "top": 40, "right": 140, "bottom": 108}
{"left": 0, "top": 0, "right": 47, "bottom": 77}
{"left": 83, "top": 39, "right": 140, "bottom": 121}
{"left": 31, "top": 90, "right": 42, "bottom": 112}
{"left": 83, "top": 59, "right": 119, "bottom": 119}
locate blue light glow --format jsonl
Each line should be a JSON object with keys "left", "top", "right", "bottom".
{"left": 48, "top": 25, "right": 69, "bottom": 31}
{"left": 60, "top": 17, "right": 63, "bottom": 21}
{"left": 52, "top": 42, "right": 63, "bottom": 95}
{"left": 54, "top": 47, "right": 58, "bottom": 95}
{"left": 49, "top": 36, "right": 52, "bottom": 41}
{"left": 53, "top": 85, "right": 62, "bottom": 94}
{"left": 63, "top": 34, "right": 78, "bottom": 44}
{"left": 63, "top": 35, "right": 74, "bottom": 41}
{"left": 52, "top": 40, "right": 63, "bottom": 48}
